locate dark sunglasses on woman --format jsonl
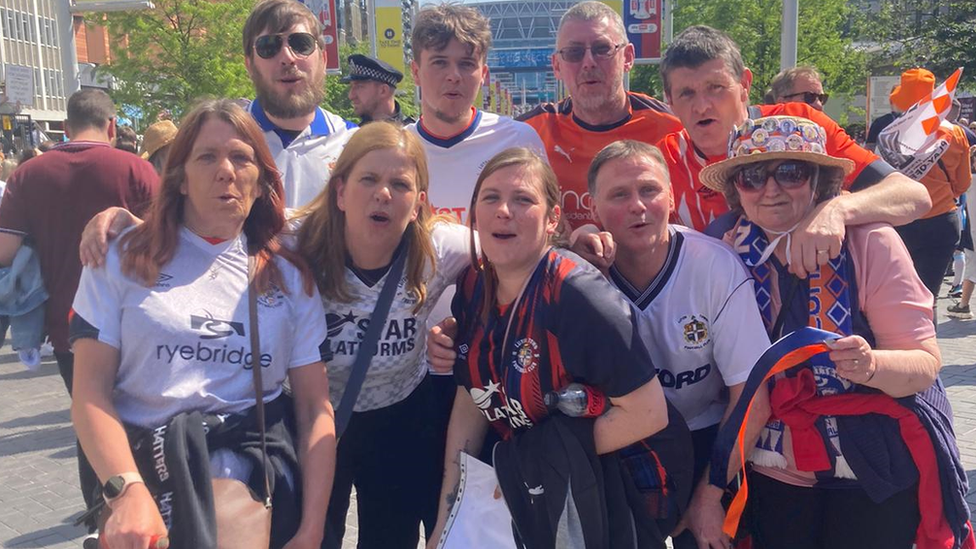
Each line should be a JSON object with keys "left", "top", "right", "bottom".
{"left": 781, "top": 91, "right": 829, "bottom": 106}
{"left": 734, "top": 161, "right": 815, "bottom": 192}
{"left": 254, "top": 32, "right": 318, "bottom": 60}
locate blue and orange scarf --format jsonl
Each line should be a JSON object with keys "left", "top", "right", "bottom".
{"left": 716, "top": 217, "right": 973, "bottom": 549}
{"left": 731, "top": 217, "right": 856, "bottom": 477}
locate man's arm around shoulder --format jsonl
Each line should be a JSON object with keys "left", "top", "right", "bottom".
{"left": 840, "top": 171, "right": 931, "bottom": 228}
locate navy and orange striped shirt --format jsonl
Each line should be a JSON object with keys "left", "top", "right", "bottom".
{"left": 451, "top": 248, "right": 656, "bottom": 438}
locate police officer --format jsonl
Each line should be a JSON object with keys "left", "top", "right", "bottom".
{"left": 342, "top": 54, "right": 415, "bottom": 125}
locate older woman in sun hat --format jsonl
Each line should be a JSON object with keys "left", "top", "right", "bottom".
{"left": 699, "top": 115, "right": 971, "bottom": 549}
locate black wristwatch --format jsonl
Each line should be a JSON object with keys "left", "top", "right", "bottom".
{"left": 103, "top": 472, "right": 144, "bottom": 504}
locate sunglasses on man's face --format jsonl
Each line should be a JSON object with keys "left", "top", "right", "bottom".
{"left": 555, "top": 42, "right": 626, "bottom": 63}
{"left": 254, "top": 32, "right": 318, "bottom": 60}
{"left": 733, "top": 161, "right": 815, "bottom": 192}
{"left": 781, "top": 91, "right": 829, "bottom": 106}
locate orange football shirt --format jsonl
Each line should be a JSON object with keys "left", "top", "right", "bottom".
{"left": 519, "top": 92, "right": 683, "bottom": 228}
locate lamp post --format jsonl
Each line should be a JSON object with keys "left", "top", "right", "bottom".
{"left": 781, "top": 0, "right": 798, "bottom": 70}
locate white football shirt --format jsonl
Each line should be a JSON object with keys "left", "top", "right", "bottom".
{"left": 249, "top": 100, "right": 357, "bottom": 209}
{"left": 71, "top": 228, "right": 328, "bottom": 428}
{"left": 408, "top": 110, "right": 548, "bottom": 224}
{"left": 608, "top": 226, "right": 771, "bottom": 430}
{"left": 323, "top": 223, "right": 472, "bottom": 411}
{"left": 408, "top": 110, "right": 548, "bottom": 355}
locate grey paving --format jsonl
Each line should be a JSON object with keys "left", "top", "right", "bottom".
{"left": 1, "top": 288, "right": 975, "bottom": 548}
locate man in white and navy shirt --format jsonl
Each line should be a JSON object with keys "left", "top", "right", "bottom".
{"left": 407, "top": 4, "right": 547, "bottom": 224}
{"left": 581, "top": 140, "right": 770, "bottom": 549}
{"left": 242, "top": 0, "right": 356, "bottom": 208}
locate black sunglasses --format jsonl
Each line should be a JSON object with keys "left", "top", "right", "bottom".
{"left": 556, "top": 42, "right": 626, "bottom": 63}
{"left": 734, "top": 161, "right": 815, "bottom": 192}
{"left": 782, "top": 91, "right": 829, "bottom": 106}
{"left": 254, "top": 32, "right": 318, "bottom": 60}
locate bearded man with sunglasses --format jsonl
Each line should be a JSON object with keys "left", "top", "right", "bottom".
{"left": 518, "top": 1, "right": 682, "bottom": 229}
{"left": 770, "top": 66, "right": 829, "bottom": 112}
{"left": 243, "top": 0, "right": 356, "bottom": 209}
{"left": 657, "top": 26, "right": 930, "bottom": 281}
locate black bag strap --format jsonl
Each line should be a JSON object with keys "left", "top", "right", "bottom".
{"left": 334, "top": 244, "right": 408, "bottom": 438}
{"left": 247, "top": 255, "right": 273, "bottom": 508}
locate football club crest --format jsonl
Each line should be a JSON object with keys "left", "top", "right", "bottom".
{"left": 513, "top": 338, "right": 539, "bottom": 374}
{"left": 257, "top": 285, "right": 285, "bottom": 308}
{"left": 679, "top": 314, "right": 710, "bottom": 349}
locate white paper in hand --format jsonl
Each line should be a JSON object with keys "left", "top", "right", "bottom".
{"left": 438, "top": 451, "right": 518, "bottom": 549}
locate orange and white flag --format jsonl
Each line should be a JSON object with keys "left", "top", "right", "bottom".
{"left": 878, "top": 68, "right": 963, "bottom": 180}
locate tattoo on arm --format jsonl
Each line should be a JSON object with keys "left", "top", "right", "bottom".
{"left": 445, "top": 437, "right": 474, "bottom": 510}
{"left": 445, "top": 480, "right": 460, "bottom": 509}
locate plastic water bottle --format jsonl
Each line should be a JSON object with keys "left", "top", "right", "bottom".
{"left": 544, "top": 383, "right": 607, "bottom": 418}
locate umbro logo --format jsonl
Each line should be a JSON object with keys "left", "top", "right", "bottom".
{"left": 155, "top": 273, "right": 173, "bottom": 288}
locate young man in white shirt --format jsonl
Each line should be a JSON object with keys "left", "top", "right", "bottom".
{"left": 407, "top": 4, "right": 546, "bottom": 224}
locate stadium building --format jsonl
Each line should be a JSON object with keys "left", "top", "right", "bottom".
{"left": 469, "top": 1, "right": 576, "bottom": 109}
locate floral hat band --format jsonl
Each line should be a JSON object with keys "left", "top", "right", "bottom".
{"left": 699, "top": 115, "right": 855, "bottom": 193}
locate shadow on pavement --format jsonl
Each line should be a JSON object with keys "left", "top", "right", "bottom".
{"left": 3, "top": 521, "right": 85, "bottom": 548}
{"left": 0, "top": 425, "right": 75, "bottom": 457}
{"left": 0, "top": 360, "right": 58, "bottom": 381}
{"left": 0, "top": 409, "right": 70, "bottom": 430}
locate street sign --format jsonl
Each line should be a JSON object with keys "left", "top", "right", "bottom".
{"left": 373, "top": 0, "right": 406, "bottom": 88}
{"left": 866, "top": 75, "right": 900, "bottom": 127}
{"left": 602, "top": 0, "right": 662, "bottom": 64}
{"left": 4, "top": 65, "right": 34, "bottom": 108}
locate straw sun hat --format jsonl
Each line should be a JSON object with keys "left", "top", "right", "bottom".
{"left": 139, "top": 120, "right": 178, "bottom": 160}
{"left": 698, "top": 115, "right": 855, "bottom": 193}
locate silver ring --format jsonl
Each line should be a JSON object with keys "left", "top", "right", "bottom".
{"left": 817, "top": 250, "right": 828, "bottom": 255}
{"left": 853, "top": 358, "right": 859, "bottom": 365}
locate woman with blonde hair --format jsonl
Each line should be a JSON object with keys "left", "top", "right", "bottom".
{"left": 78, "top": 120, "right": 474, "bottom": 549}
{"left": 294, "top": 121, "right": 471, "bottom": 549}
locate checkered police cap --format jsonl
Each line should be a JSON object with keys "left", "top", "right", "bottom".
{"left": 341, "top": 54, "right": 403, "bottom": 87}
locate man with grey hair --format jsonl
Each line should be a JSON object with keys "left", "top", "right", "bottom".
{"left": 769, "top": 65, "right": 829, "bottom": 112}
{"left": 519, "top": 0, "right": 681, "bottom": 228}
{"left": 575, "top": 140, "right": 770, "bottom": 549}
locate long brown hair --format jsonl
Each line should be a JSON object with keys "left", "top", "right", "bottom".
{"left": 295, "top": 122, "right": 437, "bottom": 312}
{"left": 120, "top": 99, "right": 314, "bottom": 295}
{"left": 467, "top": 147, "right": 561, "bottom": 319}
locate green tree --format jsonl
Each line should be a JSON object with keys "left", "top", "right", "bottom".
{"left": 89, "top": 0, "right": 420, "bottom": 129}
{"left": 85, "top": 0, "right": 254, "bottom": 127}
{"left": 863, "top": 0, "right": 976, "bottom": 88}
{"left": 669, "top": 0, "right": 867, "bottom": 114}
{"left": 629, "top": 64, "right": 660, "bottom": 98}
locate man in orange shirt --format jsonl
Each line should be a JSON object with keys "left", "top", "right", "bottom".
{"left": 518, "top": 1, "right": 682, "bottom": 228}
{"left": 657, "top": 25, "right": 930, "bottom": 279}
